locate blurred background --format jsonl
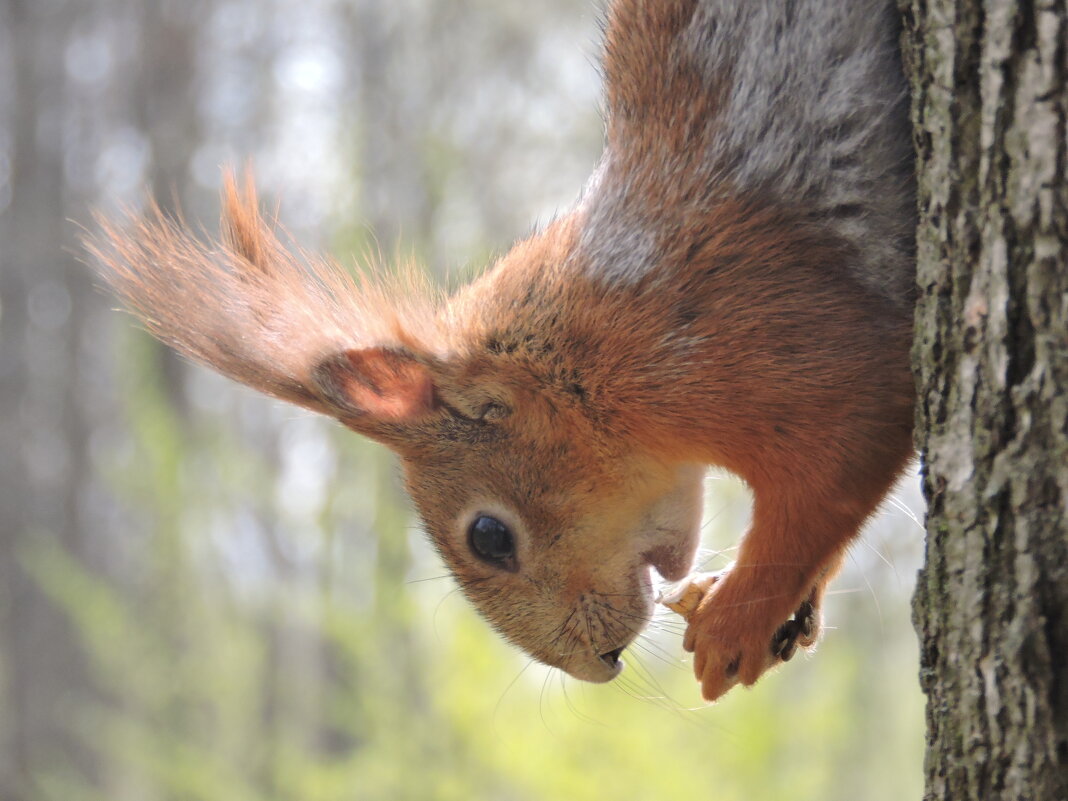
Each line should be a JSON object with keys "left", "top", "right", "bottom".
{"left": 0, "top": 0, "right": 927, "bottom": 799}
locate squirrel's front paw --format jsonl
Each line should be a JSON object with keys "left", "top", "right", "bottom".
{"left": 668, "top": 574, "right": 823, "bottom": 702}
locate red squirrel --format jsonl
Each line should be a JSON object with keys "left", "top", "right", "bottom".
{"left": 89, "top": 0, "right": 915, "bottom": 702}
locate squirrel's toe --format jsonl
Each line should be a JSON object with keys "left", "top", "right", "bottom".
{"left": 768, "top": 595, "right": 822, "bottom": 659}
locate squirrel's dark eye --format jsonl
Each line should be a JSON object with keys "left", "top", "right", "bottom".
{"left": 468, "top": 515, "right": 516, "bottom": 571}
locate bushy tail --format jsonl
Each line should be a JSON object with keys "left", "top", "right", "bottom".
{"left": 86, "top": 172, "right": 438, "bottom": 418}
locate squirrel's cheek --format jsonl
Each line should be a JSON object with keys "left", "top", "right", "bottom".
{"left": 633, "top": 466, "right": 705, "bottom": 580}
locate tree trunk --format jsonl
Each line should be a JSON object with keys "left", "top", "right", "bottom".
{"left": 900, "top": 1, "right": 1068, "bottom": 799}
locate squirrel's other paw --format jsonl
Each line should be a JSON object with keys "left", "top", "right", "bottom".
{"left": 668, "top": 575, "right": 823, "bottom": 702}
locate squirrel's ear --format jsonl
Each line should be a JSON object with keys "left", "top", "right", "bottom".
{"left": 314, "top": 347, "right": 436, "bottom": 424}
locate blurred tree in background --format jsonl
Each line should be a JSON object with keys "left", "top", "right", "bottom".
{"left": 0, "top": 1, "right": 926, "bottom": 799}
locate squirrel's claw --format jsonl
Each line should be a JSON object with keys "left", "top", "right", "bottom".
{"left": 771, "top": 619, "right": 802, "bottom": 662}
{"left": 770, "top": 597, "right": 821, "bottom": 662}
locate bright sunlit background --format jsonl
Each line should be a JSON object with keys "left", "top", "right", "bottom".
{"left": 0, "top": 1, "right": 926, "bottom": 799}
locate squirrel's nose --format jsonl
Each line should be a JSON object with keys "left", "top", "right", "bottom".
{"left": 598, "top": 647, "right": 625, "bottom": 671}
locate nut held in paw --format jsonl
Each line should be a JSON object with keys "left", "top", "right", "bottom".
{"left": 658, "top": 572, "right": 720, "bottom": 620}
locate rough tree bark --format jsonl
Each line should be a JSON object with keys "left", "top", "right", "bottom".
{"left": 900, "top": 1, "right": 1068, "bottom": 799}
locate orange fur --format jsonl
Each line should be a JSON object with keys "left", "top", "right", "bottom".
{"left": 89, "top": 0, "right": 915, "bottom": 701}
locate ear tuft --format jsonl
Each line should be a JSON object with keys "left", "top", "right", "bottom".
{"left": 315, "top": 347, "right": 436, "bottom": 423}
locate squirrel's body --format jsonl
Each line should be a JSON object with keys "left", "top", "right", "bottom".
{"left": 92, "top": 0, "right": 916, "bottom": 701}
{"left": 587, "top": 0, "right": 914, "bottom": 303}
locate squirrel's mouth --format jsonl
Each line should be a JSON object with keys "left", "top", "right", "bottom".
{"left": 598, "top": 646, "right": 626, "bottom": 674}
{"left": 561, "top": 644, "right": 627, "bottom": 682}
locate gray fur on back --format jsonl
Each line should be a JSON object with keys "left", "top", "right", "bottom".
{"left": 581, "top": 0, "right": 916, "bottom": 306}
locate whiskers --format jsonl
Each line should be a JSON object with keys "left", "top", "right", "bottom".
{"left": 575, "top": 592, "right": 721, "bottom": 727}
{"left": 692, "top": 542, "right": 739, "bottom": 573}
